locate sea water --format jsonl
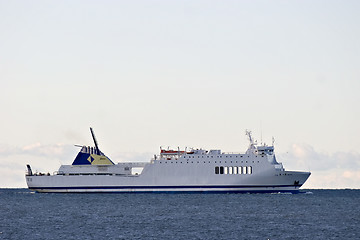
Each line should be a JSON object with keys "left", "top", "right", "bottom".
{"left": 0, "top": 189, "right": 359, "bottom": 239}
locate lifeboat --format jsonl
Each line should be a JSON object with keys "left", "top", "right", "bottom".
{"left": 160, "top": 149, "right": 185, "bottom": 155}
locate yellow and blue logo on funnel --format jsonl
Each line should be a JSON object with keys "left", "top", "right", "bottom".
{"left": 72, "top": 147, "right": 114, "bottom": 165}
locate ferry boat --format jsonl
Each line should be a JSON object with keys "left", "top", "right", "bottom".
{"left": 25, "top": 128, "right": 311, "bottom": 193}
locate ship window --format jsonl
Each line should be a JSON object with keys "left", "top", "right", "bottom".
{"left": 224, "top": 166, "right": 228, "bottom": 174}
{"left": 248, "top": 166, "right": 252, "bottom": 174}
{"left": 215, "top": 166, "right": 219, "bottom": 174}
{"left": 243, "top": 166, "right": 247, "bottom": 174}
{"left": 220, "top": 166, "right": 224, "bottom": 174}
{"left": 233, "top": 166, "right": 238, "bottom": 174}
{"left": 229, "top": 166, "right": 233, "bottom": 174}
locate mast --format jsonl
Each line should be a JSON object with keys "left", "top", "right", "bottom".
{"left": 245, "top": 130, "right": 257, "bottom": 154}
{"left": 90, "top": 127, "right": 100, "bottom": 155}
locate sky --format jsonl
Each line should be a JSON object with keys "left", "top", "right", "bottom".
{"left": 1, "top": 0, "right": 359, "bottom": 188}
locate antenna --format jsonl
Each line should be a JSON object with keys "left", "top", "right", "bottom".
{"left": 245, "top": 130, "right": 253, "bottom": 144}
{"left": 90, "top": 127, "right": 100, "bottom": 154}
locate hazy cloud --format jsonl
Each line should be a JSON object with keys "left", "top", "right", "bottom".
{"left": 0, "top": 143, "right": 78, "bottom": 188}
{"left": 0, "top": 143, "right": 77, "bottom": 159}
{"left": 279, "top": 143, "right": 360, "bottom": 189}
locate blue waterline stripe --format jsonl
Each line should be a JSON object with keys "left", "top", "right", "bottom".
{"left": 30, "top": 184, "right": 301, "bottom": 190}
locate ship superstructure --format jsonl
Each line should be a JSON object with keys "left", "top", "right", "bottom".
{"left": 26, "top": 129, "right": 310, "bottom": 193}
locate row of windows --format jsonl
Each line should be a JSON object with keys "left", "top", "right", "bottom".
{"left": 159, "top": 160, "right": 259, "bottom": 164}
{"left": 183, "top": 155, "right": 264, "bottom": 158}
{"left": 215, "top": 166, "right": 253, "bottom": 175}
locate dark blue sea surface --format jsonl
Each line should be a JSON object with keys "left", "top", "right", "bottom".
{"left": 0, "top": 189, "right": 359, "bottom": 239}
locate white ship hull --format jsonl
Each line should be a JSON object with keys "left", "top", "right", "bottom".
{"left": 26, "top": 163, "right": 310, "bottom": 193}
{"left": 26, "top": 129, "right": 311, "bottom": 193}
